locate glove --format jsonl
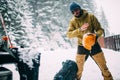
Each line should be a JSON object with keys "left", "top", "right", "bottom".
{"left": 82, "top": 33, "right": 97, "bottom": 50}
{"left": 2, "top": 36, "right": 8, "bottom": 41}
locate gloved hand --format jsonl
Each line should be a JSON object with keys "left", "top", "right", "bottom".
{"left": 82, "top": 33, "right": 97, "bottom": 50}
{"left": 2, "top": 36, "right": 8, "bottom": 41}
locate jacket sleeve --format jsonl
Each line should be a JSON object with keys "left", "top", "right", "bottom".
{"left": 91, "top": 15, "right": 104, "bottom": 37}
{"left": 66, "top": 20, "right": 83, "bottom": 38}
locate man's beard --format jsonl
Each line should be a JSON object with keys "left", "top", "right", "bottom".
{"left": 75, "top": 10, "right": 83, "bottom": 18}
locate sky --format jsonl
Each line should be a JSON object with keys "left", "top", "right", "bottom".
{"left": 96, "top": 0, "right": 120, "bottom": 34}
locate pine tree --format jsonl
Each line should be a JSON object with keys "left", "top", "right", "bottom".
{"left": 0, "top": 0, "right": 31, "bottom": 47}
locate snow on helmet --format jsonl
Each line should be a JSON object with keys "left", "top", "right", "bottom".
{"left": 82, "top": 33, "right": 96, "bottom": 50}
{"left": 69, "top": 2, "right": 81, "bottom": 12}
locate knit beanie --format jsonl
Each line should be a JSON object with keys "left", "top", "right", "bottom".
{"left": 69, "top": 2, "right": 81, "bottom": 12}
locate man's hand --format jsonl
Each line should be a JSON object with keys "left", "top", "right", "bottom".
{"left": 80, "top": 23, "right": 89, "bottom": 31}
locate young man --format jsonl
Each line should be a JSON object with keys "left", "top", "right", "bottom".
{"left": 67, "top": 2, "right": 113, "bottom": 80}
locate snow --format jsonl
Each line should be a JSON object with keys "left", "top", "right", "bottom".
{"left": 18, "top": 47, "right": 41, "bottom": 68}
{"left": 3, "top": 48, "right": 120, "bottom": 80}
{"left": 39, "top": 48, "right": 120, "bottom": 80}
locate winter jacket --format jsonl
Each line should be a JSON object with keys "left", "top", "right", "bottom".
{"left": 67, "top": 10, "right": 104, "bottom": 46}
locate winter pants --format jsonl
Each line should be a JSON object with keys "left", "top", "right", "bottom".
{"left": 76, "top": 52, "right": 113, "bottom": 80}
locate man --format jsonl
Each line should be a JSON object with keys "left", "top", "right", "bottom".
{"left": 67, "top": 2, "right": 113, "bottom": 80}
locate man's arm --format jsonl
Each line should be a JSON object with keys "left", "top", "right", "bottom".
{"left": 91, "top": 15, "right": 104, "bottom": 37}
{"left": 66, "top": 20, "right": 83, "bottom": 38}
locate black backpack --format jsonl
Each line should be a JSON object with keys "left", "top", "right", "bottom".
{"left": 54, "top": 60, "right": 78, "bottom": 80}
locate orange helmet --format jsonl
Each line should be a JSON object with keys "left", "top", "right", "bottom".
{"left": 82, "top": 33, "right": 96, "bottom": 50}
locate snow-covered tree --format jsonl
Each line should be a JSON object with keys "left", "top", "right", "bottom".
{"left": 0, "top": 0, "right": 28, "bottom": 47}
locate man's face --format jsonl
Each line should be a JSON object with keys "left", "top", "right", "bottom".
{"left": 72, "top": 8, "right": 81, "bottom": 17}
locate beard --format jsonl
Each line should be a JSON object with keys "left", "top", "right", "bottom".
{"left": 75, "top": 10, "right": 83, "bottom": 18}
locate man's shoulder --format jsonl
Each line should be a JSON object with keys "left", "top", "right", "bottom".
{"left": 88, "top": 13, "right": 94, "bottom": 17}
{"left": 82, "top": 9, "right": 94, "bottom": 17}
{"left": 70, "top": 17, "right": 76, "bottom": 23}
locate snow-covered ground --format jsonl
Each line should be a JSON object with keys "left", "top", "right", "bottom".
{"left": 3, "top": 48, "right": 120, "bottom": 80}
{"left": 39, "top": 48, "right": 120, "bottom": 80}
